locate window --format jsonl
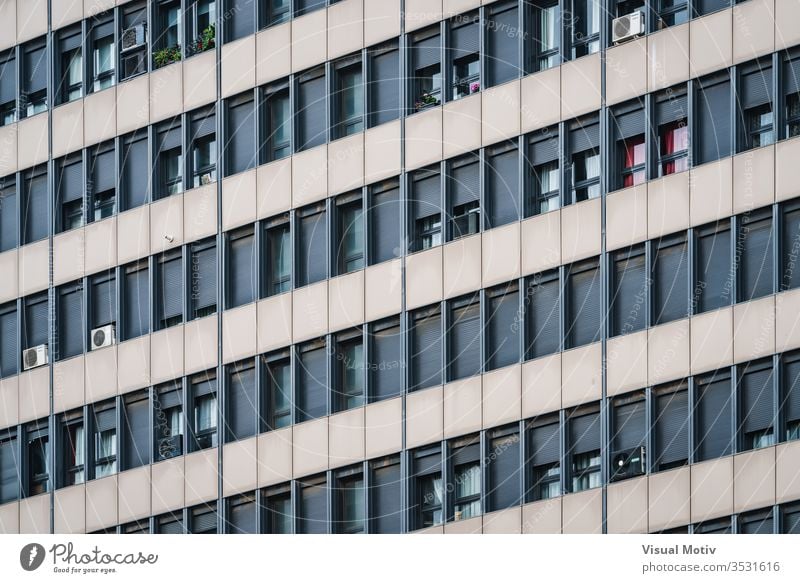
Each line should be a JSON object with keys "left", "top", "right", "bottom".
{"left": 57, "top": 156, "right": 84, "bottom": 233}
{"left": 695, "top": 371, "right": 733, "bottom": 461}
{"left": 120, "top": 2, "right": 148, "bottom": 81}
{"left": 90, "top": 16, "right": 115, "bottom": 92}
{"left": 527, "top": 414, "right": 561, "bottom": 501}
{"left": 22, "top": 167, "right": 48, "bottom": 244}
{"left": 334, "top": 467, "right": 365, "bottom": 534}
{"left": 90, "top": 271, "right": 116, "bottom": 335}
{"left": 264, "top": 484, "right": 292, "bottom": 533}
{"left": 412, "top": 28, "right": 442, "bottom": 111}
{"left": 190, "top": 503, "right": 218, "bottom": 534}
{"left": 122, "top": 260, "right": 150, "bottom": 341}
{"left": 297, "top": 202, "right": 327, "bottom": 287}
{"left": 696, "top": 72, "right": 732, "bottom": 164}
{"left": 59, "top": 411, "right": 84, "bottom": 487}
{"left": 334, "top": 57, "right": 363, "bottom": 138}
{"left": 783, "top": 351, "right": 800, "bottom": 441}
{"left": 186, "top": 0, "right": 216, "bottom": 56}
{"left": 155, "top": 0, "right": 182, "bottom": 57}
{"left": 368, "top": 317, "right": 402, "bottom": 403}
{"left": 653, "top": 383, "right": 689, "bottom": 471}
{"left": 612, "top": 104, "right": 645, "bottom": 189}
{"left": 532, "top": 0, "right": 559, "bottom": 72}
{"left": 525, "top": 270, "right": 561, "bottom": 359}
{"left": 226, "top": 92, "right": 256, "bottom": 176}
{"left": 22, "top": 39, "right": 47, "bottom": 117}
{"left": 57, "top": 27, "right": 83, "bottom": 104}
{"left": 295, "top": 0, "right": 326, "bottom": 17}
{"left": 92, "top": 402, "right": 117, "bottom": 478}
{"left": 334, "top": 329, "right": 364, "bottom": 412}
{"left": 0, "top": 303, "right": 17, "bottom": 378}
{"left": 411, "top": 305, "right": 442, "bottom": 391}
{"left": 227, "top": 0, "right": 256, "bottom": 41}
{"left": 227, "top": 226, "right": 256, "bottom": 308}
{"left": 738, "top": 62, "right": 774, "bottom": 152}
{"left": 413, "top": 446, "right": 442, "bottom": 529}
{"left": 450, "top": 436, "right": 481, "bottom": 521}
{"left": 154, "top": 383, "right": 184, "bottom": 460}
{"left": 263, "top": 216, "right": 291, "bottom": 295}
{"left": 568, "top": 117, "right": 600, "bottom": 203}
{"left": 190, "top": 108, "right": 216, "bottom": 187}
{"left": 299, "top": 475, "right": 328, "bottom": 534}
{"left": 88, "top": 143, "right": 116, "bottom": 222}
{"left": 23, "top": 293, "right": 48, "bottom": 351}
{"left": 227, "top": 360, "right": 258, "bottom": 442}
{"left": 657, "top": 0, "right": 688, "bottom": 27}
{"left": 263, "top": 81, "right": 291, "bottom": 161}
{"left": 739, "top": 359, "right": 775, "bottom": 451}
{"left": 570, "top": 0, "right": 600, "bottom": 59}
{"left": 738, "top": 209, "right": 774, "bottom": 302}
{"left": 450, "top": 13, "right": 480, "bottom": 101}
{"left": 264, "top": 0, "right": 291, "bottom": 27}
{"left": 0, "top": 177, "right": 17, "bottom": 251}
{"left": 369, "top": 456, "right": 402, "bottom": 533}
{"left": 783, "top": 503, "right": 800, "bottom": 533}
{"left": 190, "top": 238, "right": 217, "bottom": 319}
{"left": 368, "top": 178, "right": 401, "bottom": 265}
{"left": 781, "top": 200, "right": 800, "bottom": 291}
{"left": 740, "top": 509, "right": 773, "bottom": 534}
{"left": 122, "top": 391, "right": 150, "bottom": 470}
{"left": 652, "top": 234, "right": 689, "bottom": 325}
{"left": 335, "top": 192, "right": 364, "bottom": 274}
{"left": 121, "top": 131, "right": 149, "bottom": 210}
{"left": 528, "top": 128, "right": 560, "bottom": 215}
{"left": 486, "top": 1, "right": 519, "bottom": 87}
{"left": 566, "top": 259, "right": 602, "bottom": 348}
{"left": 26, "top": 421, "right": 49, "bottom": 496}
{"left": 486, "top": 283, "right": 520, "bottom": 371}
{"left": 0, "top": 432, "right": 19, "bottom": 503}
{"left": 448, "top": 154, "right": 481, "bottom": 240}
{"left": 786, "top": 51, "right": 800, "bottom": 138}
{"left": 692, "top": 0, "right": 728, "bottom": 17}
{"left": 227, "top": 493, "right": 257, "bottom": 534}
{"left": 695, "top": 518, "right": 731, "bottom": 534}
{"left": 297, "top": 67, "right": 326, "bottom": 151}
{"left": 695, "top": 220, "right": 732, "bottom": 313}
{"left": 57, "top": 282, "right": 84, "bottom": 361}
{"left": 610, "top": 392, "right": 646, "bottom": 482}
{"left": 297, "top": 339, "right": 327, "bottom": 422}
{"left": 0, "top": 51, "right": 16, "bottom": 125}
{"left": 449, "top": 296, "right": 481, "bottom": 381}
{"left": 157, "top": 512, "right": 184, "bottom": 534}
{"left": 487, "top": 141, "right": 521, "bottom": 228}
{"left": 157, "top": 250, "right": 183, "bottom": 329}
{"left": 156, "top": 120, "right": 183, "bottom": 198}
{"left": 656, "top": 88, "right": 689, "bottom": 177}
{"left": 411, "top": 167, "right": 442, "bottom": 251}
{"left": 367, "top": 42, "right": 400, "bottom": 127}
{"left": 568, "top": 406, "right": 601, "bottom": 492}
{"left": 264, "top": 351, "right": 291, "bottom": 430}
{"left": 191, "top": 372, "right": 218, "bottom": 451}
{"left": 487, "top": 426, "right": 521, "bottom": 511}
{"left": 610, "top": 245, "right": 647, "bottom": 337}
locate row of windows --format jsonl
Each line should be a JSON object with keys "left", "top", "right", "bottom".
{"left": 3, "top": 344, "right": 799, "bottom": 525}
{"left": 663, "top": 505, "right": 800, "bottom": 534}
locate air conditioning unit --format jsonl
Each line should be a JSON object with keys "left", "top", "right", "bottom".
{"left": 90, "top": 324, "right": 116, "bottom": 351}
{"left": 22, "top": 344, "right": 48, "bottom": 371}
{"left": 120, "top": 24, "right": 147, "bottom": 53}
{"left": 121, "top": 50, "right": 147, "bottom": 78}
{"left": 612, "top": 11, "right": 645, "bottom": 44}
{"left": 611, "top": 446, "right": 646, "bottom": 481}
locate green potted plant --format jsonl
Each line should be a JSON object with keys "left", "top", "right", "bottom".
{"left": 153, "top": 45, "right": 181, "bottom": 68}
{"left": 195, "top": 23, "right": 215, "bottom": 54}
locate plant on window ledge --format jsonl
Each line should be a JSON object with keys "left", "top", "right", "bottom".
{"left": 469, "top": 82, "right": 480, "bottom": 94}
{"left": 414, "top": 91, "right": 440, "bottom": 111}
{"left": 194, "top": 23, "right": 216, "bottom": 54}
{"left": 153, "top": 45, "right": 181, "bottom": 68}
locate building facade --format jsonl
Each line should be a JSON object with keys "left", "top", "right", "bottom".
{"left": 1, "top": 0, "right": 800, "bottom": 535}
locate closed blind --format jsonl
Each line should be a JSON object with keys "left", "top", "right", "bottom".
{"left": 486, "top": 4, "right": 519, "bottom": 86}
{"left": 228, "top": 365, "right": 257, "bottom": 441}
{"left": 450, "top": 301, "right": 481, "bottom": 380}
{"left": 0, "top": 308, "right": 17, "bottom": 378}
{"left": 371, "top": 461, "right": 402, "bottom": 533}
{"left": 741, "top": 365, "right": 774, "bottom": 434}
{"left": 299, "top": 346, "right": 327, "bottom": 421}
{"left": 655, "top": 389, "right": 689, "bottom": 466}
{"left": 412, "top": 311, "right": 442, "bottom": 390}
{"left": 487, "top": 289, "right": 520, "bottom": 370}
{"left": 697, "top": 375, "right": 733, "bottom": 461}
{"left": 488, "top": 431, "right": 521, "bottom": 510}
{"left": 123, "top": 394, "right": 150, "bottom": 470}
{"left": 653, "top": 238, "right": 689, "bottom": 325}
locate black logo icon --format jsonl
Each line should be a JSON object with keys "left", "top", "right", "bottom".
{"left": 19, "top": 543, "right": 45, "bottom": 572}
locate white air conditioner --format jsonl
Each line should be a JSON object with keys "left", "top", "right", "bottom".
{"left": 90, "top": 324, "right": 116, "bottom": 351}
{"left": 612, "top": 11, "right": 645, "bottom": 44}
{"left": 121, "top": 24, "right": 147, "bottom": 53}
{"left": 22, "top": 344, "right": 48, "bottom": 371}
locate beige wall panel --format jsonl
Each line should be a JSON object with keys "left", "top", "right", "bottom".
{"left": 364, "top": 0, "right": 402, "bottom": 46}
{"left": 561, "top": 54, "right": 601, "bottom": 118}
{"left": 149, "top": 63, "right": 183, "bottom": 123}
{"left": 561, "top": 343, "right": 602, "bottom": 408}
{"left": 648, "top": 24, "right": 690, "bottom": 91}
{"left": 443, "top": 376, "right": 482, "bottom": 439}
{"left": 292, "top": 145, "right": 328, "bottom": 207}
{"left": 52, "top": 101, "right": 84, "bottom": 158}
{"left": 733, "top": 296, "right": 775, "bottom": 363}
{"left": 183, "top": 50, "right": 217, "bottom": 110}
{"left": 85, "top": 475, "right": 118, "bottom": 532}
{"left": 690, "top": 10, "right": 733, "bottom": 78}
{"left": 607, "top": 331, "right": 648, "bottom": 397}
{"left": 482, "top": 222, "right": 520, "bottom": 286}
{"left": 406, "top": 385, "right": 444, "bottom": 448}
{"left": 776, "top": 137, "right": 800, "bottom": 203}
{"left": 293, "top": 418, "right": 329, "bottom": 477}
{"left": 257, "top": 293, "right": 293, "bottom": 352}
{"left": 0, "top": 376, "right": 19, "bottom": 430}
{"left": 776, "top": 0, "right": 800, "bottom": 49}
{"left": 521, "top": 354, "right": 562, "bottom": 417}
{"left": 483, "top": 506, "right": 521, "bottom": 534}
{"left": 223, "top": 438, "right": 259, "bottom": 497}
{"left": 0, "top": 250, "right": 17, "bottom": 303}
{"left": 691, "top": 457, "right": 734, "bottom": 523}
{"left": 606, "top": 38, "right": 647, "bottom": 106}
{"left": 150, "top": 325, "right": 185, "bottom": 384}
{"left": 444, "top": 516, "right": 482, "bottom": 533}
{"left": 54, "top": 485, "right": 86, "bottom": 534}
{"left": 150, "top": 195, "right": 184, "bottom": 253}
{"left": 117, "top": 206, "right": 150, "bottom": 263}
{"left": 562, "top": 489, "right": 602, "bottom": 534}
{"left": 648, "top": 171, "right": 690, "bottom": 239}
{"left": 364, "top": 120, "right": 402, "bottom": 183}
{"left": 0, "top": 501, "right": 18, "bottom": 534}
{"left": 482, "top": 364, "right": 521, "bottom": 428}
{"left": 0, "top": 125, "right": 17, "bottom": 176}
{"left": 733, "top": 0, "right": 775, "bottom": 63}
{"left": 522, "top": 498, "right": 562, "bottom": 534}
{"left": 328, "top": 0, "right": 363, "bottom": 59}
{"left": 329, "top": 271, "right": 364, "bottom": 332}
{"left": 117, "top": 335, "right": 151, "bottom": 394}
{"left": 690, "top": 307, "right": 733, "bottom": 374}
{"left": 152, "top": 458, "right": 185, "bottom": 514}
{"left": 364, "top": 259, "right": 403, "bottom": 320}
{"left": 606, "top": 184, "right": 648, "bottom": 251}
{"left": 16, "top": 0, "right": 47, "bottom": 42}
{"left": 184, "top": 316, "right": 218, "bottom": 374}
{"left": 84, "top": 216, "right": 117, "bottom": 275}
{"left": 607, "top": 476, "right": 648, "bottom": 534}
{"left": 222, "top": 169, "right": 258, "bottom": 231}
{"left": 118, "top": 466, "right": 152, "bottom": 523}
{"left": 521, "top": 211, "right": 561, "bottom": 275}
{"left": 292, "top": 281, "right": 328, "bottom": 343}
{"left": 53, "top": 229, "right": 85, "bottom": 286}
{"left": 221, "top": 36, "right": 256, "bottom": 99}
{"left": 406, "top": 247, "right": 443, "bottom": 310}
{"left": 443, "top": 235, "right": 482, "bottom": 299}
{"left": 690, "top": 157, "right": 733, "bottom": 227}
{"left": 648, "top": 467, "right": 691, "bottom": 531}
{"left": 733, "top": 447, "right": 776, "bottom": 513}
{"left": 222, "top": 302, "right": 258, "bottom": 363}
{"left": 776, "top": 440, "right": 800, "bottom": 502}
{"left": 117, "top": 75, "right": 150, "bottom": 133}
{"left": 648, "top": 319, "right": 690, "bottom": 385}
{"left": 292, "top": 10, "right": 327, "bottom": 72}
{"left": 328, "top": 407, "right": 365, "bottom": 469}
{"left": 732, "top": 145, "right": 775, "bottom": 214}
{"left": 18, "top": 367, "right": 49, "bottom": 424}
{"left": 365, "top": 397, "right": 403, "bottom": 459}
{"left": 256, "top": 23, "right": 291, "bottom": 85}
{"left": 19, "top": 240, "right": 49, "bottom": 296}
{"left": 328, "top": 133, "right": 364, "bottom": 195}
{"left": 520, "top": 68, "right": 560, "bottom": 132}
{"left": 84, "top": 88, "right": 117, "bottom": 146}
{"left": 0, "top": 1, "right": 15, "bottom": 51}
{"left": 19, "top": 494, "right": 49, "bottom": 534}
{"left": 561, "top": 197, "right": 601, "bottom": 263}
{"left": 443, "top": 93, "right": 482, "bottom": 159}
{"left": 405, "top": 107, "right": 443, "bottom": 171}
{"left": 185, "top": 449, "right": 219, "bottom": 506}
{"left": 183, "top": 184, "right": 217, "bottom": 243}
{"left": 481, "top": 80, "right": 521, "bottom": 147}
{"left": 405, "top": 0, "right": 442, "bottom": 32}
{"left": 258, "top": 427, "right": 293, "bottom": 487}
{"left": 85, "top": 344, "right": 118, "bottom": 403}
{"left": 17, "top": 113, "right": 49, "bottom": 169}
{"left": 257, "top": 157, "right": 292, "bottom": 218}
{"left": 53, "top": 356, "right": 85, "bottom": 414}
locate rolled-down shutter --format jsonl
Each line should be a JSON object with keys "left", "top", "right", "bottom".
{"left": 25, "top": 296, "right": 48, "bottom": 348}
{"left": 740, "top": 213, "right": 774, "bottom": 301}
{"left": 697, "top": 223, "right": 731, "bottom": 311}
{"left": 657, "top": 93, "right": 688, "bottom": 124}
{"left": 24, "top": 45, "right": 46, "bottom": 94}
{"left": 785, "top": 54, "right": 800, "bottom": 95}
{"left": 298, "top": 72, "right": 326, "bottom": 151}
{"left": 487, "top": 287, "right": 520, "bottom": 370}
{"left": 0, "top": 183, "right": 17, "bottom": 252}
{"left": 613, "top": 399, "right": 646, "bottom": 451}
{"left": 124, "top": 263, "right": 149, "bottom": 340}
{"left": 24, "top": 171, "right": 48, "bottom": 244}
{"left": 488, "top": 430, "right": 521, "bottom": 510}
{"left": 60, "top": 160, "right": 83, "bottom": 203}
{"left": 299, "top": 206, "right": 326, "bottom": 286}
{"left": 91, "top": 274, "right": 115, "bottom": 329}
{"left": 570, "top": 120, "right": 600, "bottom": 153}
{"left": 228, "top": 230, "right": 255, "bottom": 308}
{"left": 697, "top": 374, "right": 733, "bottom": 461}
{"left": 192, "top": 241, "right": 216, "bottom": 312}
{"left": 413, "top": 310, "right": 442, "bottom": 390}
{"left": 530, "top": 421, "right": 560, "bottom": 466}
{"left": 568, "top": 261, "right": 602, "bottom": 348}
{"left": 570, "top": 412, "right": 600, "bottom": 455}
{"left": 530, "top": 131, "right": 559, "bottom": 164}
{"left": 612, "top": 249, "right": 646, "bottom": 335}
{"left": 785, "top": 507, "right": 800, "bottom": 534}
{"left": 0, "top": 55, "right": 15, "bottom": 104}
{"left": 784, "top": 356, "right": 800, "bottom": 424}
{"left": 413, "top": 171, "right": 440, "bottom": 220}
{"left": 741, "top": 364, "right": 774, "bottom": 434}
{"left": 158, "top": 517, "right": 183, "bottom": 534}
{"left": 228, "top": 365, "right": 257, "bottom": 441}
{"left": 94, "top": 406, "right": 116, "bottom": 433}
{"left": 697, "top": 74, "right": 732, "bottom": 164}
{"left": 123, "top": 393, "right": 150, "bottom": 469}
{"left": 122, "top": 134, "right": 148, "bottom": 210}
{"left": 299, "top": 345, "right": 327, "bottom": 421}
{"left": 60, "top": 285, "right": 84, "bottom": 359}
{"left": 0, "top": 437, "right": 19, "bottom": 503}
{"left": 740, "top": 66, "right": 773, "bottom": 109}
{"left": 191, "top": 508, "right": 217, "bottom": 534}
{"left": 371, "top": 460, "right": 402, "bottom": 533}
{"left": 0, "top": 308, "right": 17, "bottom": 378}
{"left": 450, "top": 300, "right": 481, "bottom": 380}
{"left": 451, "top": 20, "right": 479, "bottom": 57}
{"left": 450, "top": 159, "right": 480, "bottom": 207}
{"left": 370, "top": 321, "right": 402, "bottom": 401}
{"left": 487, "top": 144, "right": 520, "bottom": 227}
{"left": 740, "top": 512, "right": 773, "bottom": 534}
{"left": 414, "top": 448, "right": 441, "bottom": 476}
{"left": 527, "top": 274, "right": 560, "bottom": 358}
{"left": 486, "top": 3, "right": 519, "bottom": 86}
{"left": 653, "top": 237, "right": 689, "bottom": 325}
{"left": 92, "top": 147, "right": 116, "bottom": 195}
{"left": 613, "top": 108, "right": 645, "bottom": 140}
{"left": 370, "top": 182, "right": 401, "bottom": 265}
{"left": 370, "top": 46, "right": 400, "bottom": 126}
{"left": 299, "top": 480, "right": 327, "bottom": 534}
{"left": 159, "top": 252, "right": 183, "bottom": 321}
{"left": 227, "top": 95, "right": 255, "bottom": 176}
{"left": 229, "top": 497, "right": 257, "bottom": 534}
{"left": 782, "top": 204, "right": 800, "bottom": 290}
{"left": 413, "top": 33, "right": 440, "bottom": 70}
{"left": 655, "top": 389, "right": 689, "bottom": 466}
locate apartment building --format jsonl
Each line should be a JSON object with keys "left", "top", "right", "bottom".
{"left": 0, "top": 0, "right": 800, "bottom": 535}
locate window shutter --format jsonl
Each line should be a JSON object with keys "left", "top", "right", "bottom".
{"left": 488, "top": 431, "right": 521, "bottom": 510}
{"left": 782, "top": 204, "right": 800, "bottom": 290}
{"left": 413, "top": 310, "right": 442, "bottom": 390}
{"left": 740, "top": 513, "right": 773, "bottom": 534}
{"left": 527, "top": 274, "right": 560, "bottom": 358}
{"left": 94, "top": 407, "right": 116, "bottom": 432}
{"left": 487, "top": 288, "right": 519, "bottom": 370}
{"left": 697, "top": 74, "right": 732, "bottom": 164}
{"left": 570, "top": 121, "right": 600, "bottom": 153}
{"left": 123, "top": 394, "right": 150, "bottom": 469}
{"left": 91, "top": 275, "right": 115, "bottom": 329}
{"left": 191, "top": 508, "right": 217, "bottom": 533}
{"left": 298, "top": 72, "right": 326, "bottom": 151}
{"left": 60, "top": 286, "right": 84, "bottom": 359}
{"left": 0, "top": 437, "right": 19, "bottom": 503}
{"left": 26, "top": 296, "right": 48, "bottom": 348}
{"left": 370, "top": 322, "right": 402, "bottom": 401}
{"left": 160, "top": 253, "right": 183, "bottom": 321}
{"left": 371, "top": 461, "right": 402, "bottom": 533}
{"left": 612, "top": 250, "right": 646, "bottom": 335}
{"left": 229, "top": 498, "right": 257, "bottom": 534}
{"left": 157, "top": 386, "right": 182, "bottom": 410}
{"left": 92, "top": 148, "right": 115, "bottom": 195}
{"left": 192, "top": 242, "right": 216, "bottom": 312}
{"left": 785, "top": 54, "right": 800, "bottom": 95}
{"left": 193, "top": 375, "right": 216, "bottom": 397}
{"left": 415, "top": 448, "right": 441, "bottom": 475}
{"left": 158, "top": 517, "right": 184, "bottom": 534}
{"left": 0, "top": 307, "right": 17, "bottom": 378}
{"left": 370, "top": 47, "right": 400, "bottom": 126}
{"left": 192, "top": 112, "right": 215, "bottom": 140}
{"left": 159, "top": 125, "right": 181, "bottom": 152}
{"left": 413, "top": 171, "right": 440, "bottom": 220}
{"left": 741, "top": 66, "right": 773, "bottom": 109}
{"left": 300, "top": 481, "right": 327, "bottom": 534}
{"left": 299, "top": 346, "right": 327, "bottom": 421}
{"left": 486, "top": 4, "right": 519, "bottom": 87}
{"left": 487, "top": 144, "right": 520, "bottom": 227}
{"left": 24, "top": 45, "right": 46, "bottom": 94}
{"left": 655, "top": 389, "right": 689, "bottom": 466}
{"left": 452, "top": 441, "right": 480, "bottom": 465}
{"left": 613, "top": 108, "right": 645, "bottom": 140}
{"left": 295, "top": 0, "right": 325, "bottom": 15}
{"left": 653, "top": 237, "right": 689, "bottom": 325}
{"left": 451, "top": 159, "right": 480, "bottom": 207}
{"left": 568, "top": 262, "right": 601, "bottom": 348}
{"left": 60, "top": 160, "right": 83, "bottom": 202}
{"left": 740, "top": 213, "right": 774, "bottom": 301}
{"left": 414, "top": 34, "right": 440, "bottom": 69}
{"left": 570, "top": 412, "right": 600, "bottom": 455}
{"left": 229, "top": 365, "right": 257, "bottom": 441}
{"left": 695, "top": 0, "right": 730, "bottom": 16}
{"left": 697, "top": 223, "right": 731, "bottom": 312}
{"left": 124, "top": 263, "right": 149, "bottom": 340}
{"left": 613, "top": 400, "right": 646, "bottom": 452}
{"left": 299, "top": 207, "right": 327, "bottom": 286}
{"left": 451, "top": 21, "right": 479, "bottom": 56}
{"left": 228, "top": 230, "right": 255, "bottom": 308}
{"left": 785, "top": 508, "right": 800, "bottom": 533}
{"left": 450, "top": 301, "right": 481, "bottom": 380}
{"left": 0, "top": 55, "right": 15, "bottom": 104}
{"left": 0, "top": 184, "right": 17, "bottom": 252}
{"left": 122, "top": 134, "right": 148, "bottom": 210}
{"left": 227, "top": 95, "right": 255, "bottom": 175}
{"left": 741, "top": 364, "right": 774, "bottom": 434}
{"left": 370, "top": 183, "right": 401, "bottom": 265}
{"left": 697, "top": 374, "right": 733, "bottom": 461}
{"left": 657, "top": 93, "right": 688, "bottom": 124}
{"left": 23, "top": 171, "right": 48, "bottom": 244}
{"left": 784, "top": 356, "right": 800, "bottom": 424}
{"left": 229, "top": 0, "right": 255, "bottom": 40}
{"left": 530, "top": 131, "right": 559, "bottom": 164}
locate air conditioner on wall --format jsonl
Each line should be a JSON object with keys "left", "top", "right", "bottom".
{"left": 612, "top": 11, "right": 646, "bottom": 45}
{"left": 611, "top": 446, "right": 646, "bottom": 481}
{"left": 22, "top": 344, "right": 48, "bottom": 371}
{"left": 121, "top": 24, "right": 147, "bottom": 53}
{"left": 91, "top": 324, "right": 116, "bottom": 351}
